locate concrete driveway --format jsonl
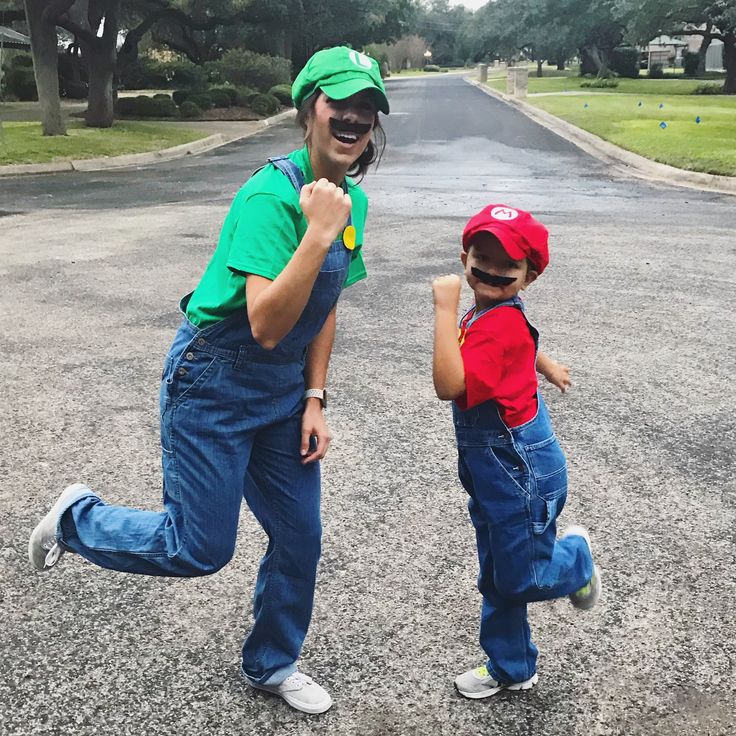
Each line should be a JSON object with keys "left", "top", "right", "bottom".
{"left": 1, "top": 74, "right": 734, "bottom": 736}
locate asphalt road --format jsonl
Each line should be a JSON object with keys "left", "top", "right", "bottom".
{"left": 1, "top": 75, "right": 735, "bottom": 736}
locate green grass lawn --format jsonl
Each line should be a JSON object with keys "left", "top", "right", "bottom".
{"left": 485, "top": 75, "right": 722, "bottom": 95}
{"left": 529, "top": 94, "right": 736, "bottom": 176}
{"left": 0, "top": 120, "right": 208, "bottom": 166}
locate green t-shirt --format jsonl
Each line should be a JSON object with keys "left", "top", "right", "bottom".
{"left": 185, "top": 146, "right": 368, "bottom": 327}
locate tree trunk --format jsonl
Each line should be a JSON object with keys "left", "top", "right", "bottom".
{"left": 77, "top": 0, "right": 120, "bottom": 128}
{"left": 23, "top": 0, "right": 66, "bottom": 136}
{"left": 556, "top": 53, "right": 565, "bottom": 71}
{"left": 536, "top": 59, "right": 543, "bottom": 77}
{"left": 83, "top": 51, "right": 115, "bottom": 127}
{"left": 724, "top": 31, "right": 735, "bottom": 94}
{"left": 695, "top": 23, "right": 713, "bottom": 77}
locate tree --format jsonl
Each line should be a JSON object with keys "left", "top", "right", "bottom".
{"left": 412, "top": 0, "right": 472, "bottom": 66}
{"left": 619, "top": 0, "right": 735, "bottom": 92}
{"left": 23, "top": 0, "right": 66, "bottom": 134}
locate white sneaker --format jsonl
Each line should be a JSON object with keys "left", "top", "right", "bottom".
{"left": 454, "top": 664, "right": 538, "bottom": 699}
{"left": 243, "top": 670, "right": 332, "bottom": 714}
{"left": 562, "top": 525, "right": 602, "bottom": 610}
{"left": 28, "top": 483, "right": 90, "bottom": 571}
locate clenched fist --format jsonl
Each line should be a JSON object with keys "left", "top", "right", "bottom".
{"left": 300, "top": 178, "right": 352, "bottom": 246}
{"left": 432, "top": 274, "right": 462, "bottom": 311}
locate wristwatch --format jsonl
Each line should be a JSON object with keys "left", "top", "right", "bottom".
{"left": 303, "top": 388, "right": 327, "bottom": 409}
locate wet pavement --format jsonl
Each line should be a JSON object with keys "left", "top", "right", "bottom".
{"left": 1, "top": 74, "right": 735, "bottom": 736}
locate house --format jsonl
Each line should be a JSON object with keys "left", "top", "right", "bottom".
{"left": 640, "top": 35, "right": 688, "bottom": 70}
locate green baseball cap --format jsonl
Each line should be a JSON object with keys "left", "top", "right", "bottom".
{"left": 292, "top": 46, "right": 390, "bottom": 115}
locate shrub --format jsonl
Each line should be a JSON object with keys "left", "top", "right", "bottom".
{"left": 16, "top": 53, "right": 34, "bottom": 68}
{"left": 153, "top": 93, "right": 172, "bottom": 101}
{"left": 209, "top": 89, "right": 232, "bottom": 108}
{"left": 115, "top": 97, "right": 137, "bottom": 116}
{"left": 130, "top": 95, "right": 177, "bottom": 117}
{"left": 610, "top": 47, "right": 639, "bottom": 79}
{"left": 580, "top": 78, "right": 619, "bottom": 88}
{"left": 648, "top": 63, "right": 664, "bottom": 79}
{"left": 209, "top": 85, "right": 238, "bottom": 104}
{"left": 234, "top": 86, "right": 258, "bottom": 106}
{"left": 683, "top": 51, "right": 700, "bottom": 77}
{"left": 206, "top": 49, "right": 291, "bottom": 92}
{"left": 268, "top": 84, "right": 293, "bottom": 106}
{"left": 150, "top": 97, "right": 178, "bottom": 117}
{"left": 133, "top": 94, "right": 158, "bottom": 117}
{"left": 164, "top": 59, "right": 208, "bottom": 90}
{"left": 249, "top": 92, "right": 280, "bottom": 116}
{"left": 692, "top": 83, "right": 724, "bottom": 95}
{"left": 61, "top": 80, "right": 88, "bottom": 99}
{"left": 172, "top": 89, "right": 190, "bottom": 106}
{"left": 118, "top": 55, "right": 169, "bottom": 90}
{"left": 189, "top": 93, "right": 214, "bottom": 110}
{"left": 179, "top": 100, "right": 202, "bottom": 118}
{"left": 4, "top": 67, "right": 37, "bottom": 101}
{"left": 423, "top": 64, "right": 441, "bottom": 72}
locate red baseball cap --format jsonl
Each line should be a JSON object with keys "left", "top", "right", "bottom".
{"left": 462, "top": 204, "right": 549, "bottom": 274}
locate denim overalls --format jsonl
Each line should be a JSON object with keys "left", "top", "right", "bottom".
{"left": 453, "top": 297, "right": 593, "bottom": 684}
{"left": 58, "top": 157, "right": 351, "bottom": 686}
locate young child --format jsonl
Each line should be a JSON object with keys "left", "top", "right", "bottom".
{"left": 431, "top": 203, "right": 601, "bottom": 699}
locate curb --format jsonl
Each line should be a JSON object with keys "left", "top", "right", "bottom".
{"left": 0, "top": 107, "right": 297, "bottom": 178}
{"left": 465, "top": 77, "right": 736, "bottom": 197}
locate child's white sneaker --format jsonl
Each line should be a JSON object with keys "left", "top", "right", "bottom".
{"left": 454, "top": 664, "right": 538, "bottom": 699}
{"left": 28, "top": 483, "right": 89, "bottom": 571}
{"left": 243, "top": 669, "right": 332, "bottom": 714}
{"left": 562, "top": 525, "right": 602, "bottom": 610}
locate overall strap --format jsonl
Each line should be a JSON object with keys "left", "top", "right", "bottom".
{"left": 268, "top": 156, "right": 305, "bottom": 192}
{"left": 268, "top": 156, "right": 354, "bottom": 231}
{"left": 463, "top": 295, "right": 524, "bottom": 329}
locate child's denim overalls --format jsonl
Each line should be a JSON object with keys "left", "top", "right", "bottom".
{"left": 453, "top": 297, "right": 593, "bottom": 684}
{"left": 58, "top": 157, "right": 350, "bottom": 686}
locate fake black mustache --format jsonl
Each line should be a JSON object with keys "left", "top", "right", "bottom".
{"left": 329, "top": 118, "right": 372, "bottom": 135}
{"left": 471, "top": 267, "right": 517, "bottom": 287}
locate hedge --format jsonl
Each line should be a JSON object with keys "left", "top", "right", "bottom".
{"left": 268, "top": 84, "right": 293, "bottom": 106}
{"left": 205, "top": 49, "right": 291, "bottom": 92}
{"left": 249, "top": 92, "right": 280, "bottom": 116}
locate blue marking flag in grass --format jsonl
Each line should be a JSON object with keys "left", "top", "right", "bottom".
{"left": 637, "top": 101, "right": 643, "bottom": 107}
{"left": 695, "top": 116, "right": 701, "bottom": 124}
{"left": 659, "top": 103, "right": 664, "bottom": 109}
{"left": 584, "top": 102, "right": 589, "bottom": 108}
{"left": 660, "top": 121, "right": 667, "bottom": 129}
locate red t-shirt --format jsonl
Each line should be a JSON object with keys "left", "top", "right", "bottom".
{"left": 455, "top": 305, "right": 538, "bottom": 427}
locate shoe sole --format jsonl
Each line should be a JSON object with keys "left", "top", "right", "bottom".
{"left": 455, "top": 673, "right": 538, "bottom": 699}
{"left": 243, "top": 674, "right": 333, "bottom": 714}
{"left": 28, "top": 483, "right": 90, "bottom": 571}
{"left": 570, "top": 564, "right": 602, "bottom": 610}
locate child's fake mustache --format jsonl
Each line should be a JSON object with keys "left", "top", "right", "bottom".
{"left": 329, "top": 118, "right": 372, "bottom": 135}
{"left": 471, "top": 267, "right": 517, "bottom": 286}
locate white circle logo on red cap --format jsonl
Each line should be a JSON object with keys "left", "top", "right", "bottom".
{"left": 490, "top": 206, "right": 519, "bottom": 221}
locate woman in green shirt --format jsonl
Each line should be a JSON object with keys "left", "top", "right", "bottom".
{"left": 29, "top": 46, "right": 389, "bottom": 715}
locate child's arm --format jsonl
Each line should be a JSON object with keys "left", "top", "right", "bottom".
{"left": 536, "top": 350, "right": 571, "bottom": 393}
{"left": 432, "top": 275, "right": 466, "bottom": 401}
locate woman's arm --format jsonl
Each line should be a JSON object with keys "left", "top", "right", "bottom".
{"left": 432, "top": 275, "right": 466, "bottom": 401}
{"left": 246, "top": 180, "right": 351, "bottom": 349}
{"left": 300, "top": 307, "right": 336, "bottom": 464}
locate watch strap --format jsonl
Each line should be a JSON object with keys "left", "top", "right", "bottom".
{"left": 303, "top": 388, "right": 327, "bottom": 408}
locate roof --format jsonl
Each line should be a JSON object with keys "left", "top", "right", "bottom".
{"left": 0, "top": 26, "right": 31, "bottom": 49}
{"left": 648, "top": 35, "right": 689, "bottom": 47}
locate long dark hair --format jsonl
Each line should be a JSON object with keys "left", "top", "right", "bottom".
{"left": 296, "top": 91, "right": 386, "bottom": 182}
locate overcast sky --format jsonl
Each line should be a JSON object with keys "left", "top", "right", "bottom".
{"left": 449, "top": 0, "right": 487, "bottom": 9}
